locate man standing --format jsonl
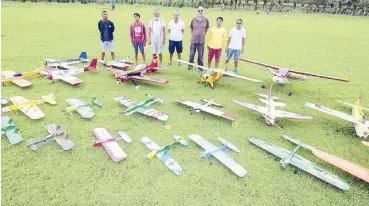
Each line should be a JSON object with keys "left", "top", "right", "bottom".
{"left": 188, "top": 6, "right": 209, "bottom": 72}
{"left": 148, "top": 9, "right": 166, "bottom": 67}
{"left": 130, "top": 13, "right": 146, "bottom": 65}
{"left": 225, "top": 19, "right": 246, "bottom": 74}
{"left": 168, "top": 11, "right": 185, "bottom": 66}
{"left": 111, "top": 0, "right": 115, "bottom": 11}
{"left": 98, "top": 10, "right": 115, "bottom": 60}
{"left": 207, "top": 17, "right": 226, "bottom": 68}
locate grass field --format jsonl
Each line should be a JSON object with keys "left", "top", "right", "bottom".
{"left": 1, "top": 2, "right": 369, "bottom": 205}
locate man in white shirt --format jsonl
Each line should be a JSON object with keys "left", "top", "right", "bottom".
{"left": 225, "top": 19, "right": 246, "bottom": 74}
{"left": 148, "top": 9, "right": 166, "bottom": 67}
{"left": 168, "top": 11, "right": 185, "bottom": 66}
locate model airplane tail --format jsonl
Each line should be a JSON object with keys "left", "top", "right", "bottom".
{"left": 218, "top": 137, "right": 240, "bottom": 153}
{"left": 336, "top": 98, "right": 369, "bottom": 111}
{"left": 282, "top": 135, "right": 317, "bottom": 151}
{"left": 145, "top": 93, "right": 165, "bottom": 104}
{"left": 148, "top": 56, "right": 158, "bottom": 68}
{"left": 84, "top": 59, "right": 98, "bottom": 71}
{"left": 41, "top": 94, "right": 56, "bottom": 105}
{"left": 78, "top": 52, "right": 88, "bottom": 60}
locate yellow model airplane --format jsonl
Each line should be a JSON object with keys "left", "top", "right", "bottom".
{"left": 173, "top": 59, "right": 263, "bottom": 89}
{"left": 1, "top": 94, "right": 56, "bottom": 119}
{"left": 306, "top": 97, "right": 369, "bottom": 138}
{"left": 1, "top": 67, "right": 46, "bottom": 88}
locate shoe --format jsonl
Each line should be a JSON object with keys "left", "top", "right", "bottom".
{"left": 233, "top": 69, "right": 238, "bottom": 74}
{"left": 188, "top": 66, "right": 193, "bottom": 70}
{"left": 168, "top": 62, "right": 172, "bottom": 66}
{"left": 198, "top": 70, "right": 203, "bottom": 75}
{"left": 178, "top": 63, "right": 181, "bottom": 67}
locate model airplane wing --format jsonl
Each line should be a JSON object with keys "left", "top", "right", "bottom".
{"left": 130, "top": 75, "right": 169, "bottom": 84}
{"left": 249, "top": 137, "right": 350, "bottom": 190}
{"left": 11, "top": 79, "right": 32, "bottom": 87}
{"left": 66, "top": 98, "right": 94, "bottom": 118}
{"left": 9, "top": 96, "right": 45, "bottom": 119}
{"left": 174, "top": 99, "right": 236, "bottom": 121}
{"left": 232, "top": 100, "right": 267, "bottom": 114}
{"left": 189, "top": 134, "right": 247, "bottom": 177}
{"left": 114, "top": 97, "right": 138, "bottom": 108}
{"left": 215, "top": 69, "right": 264, "bottom": 83}
{"left": 134, "top": 105, "right": 168, "bottom": 121}
{"left": 60, "top": 75, "right": 84, "bottom": 85}
{"left": 305, "top": 102, "right": 359, "bottom": 124}
{"left": 275, "top": 110, "right": 313, "bottom": 120}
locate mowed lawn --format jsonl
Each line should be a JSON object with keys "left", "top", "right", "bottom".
{"left": 1, "top": 2, "right": 369, "bottom": 205}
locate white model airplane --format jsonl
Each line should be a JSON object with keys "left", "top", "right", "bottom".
{"left": 188, "top": 134, "right": 247, "bottom": 177}
{"left": 45, "top": 59, "right": 97, "bottom": 85}
{"left": 233, "top": 85, "right": 312, "bottom": 129}
{"left": 98, "top": 56, "right": 133, "bottom": 70}
{"left": 173, "top": 98, "right": 238, "bottom": 126}
{"left": 44, "top": 52, "right": 90, "bottom": 67}
{"left": 305, "top": 97, "right": 369, "bottom": 138}
{"left": 238, "top": 58, "right": 349, "bottom": 84}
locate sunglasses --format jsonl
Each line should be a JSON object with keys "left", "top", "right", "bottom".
{"left": 198, "top": 10, "right": 203, "bottom": 12}
{"left": 236, "top": 22, "right": 242, "bottom": 24}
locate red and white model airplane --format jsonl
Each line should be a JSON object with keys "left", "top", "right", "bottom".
{"left": 105, "top": 56, "right": 169, "bottom": 88}
{"left": 238, "top": 58, "right": 350, "bottom": 84}
{"left": 45, "top": 59, "right": 98, "bottom": 85}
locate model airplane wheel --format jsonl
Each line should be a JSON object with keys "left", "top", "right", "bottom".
{"left": 288, "top": 92, "right": 293, "bottom": 96}
{"left": 232, "top": 122, "right": 239, "bottom": 128}
{"left": 261, "top": 84, "right": 266, "bottom": 89}
{"left": 293, "top": 168, "right": 298, "bottom": 174}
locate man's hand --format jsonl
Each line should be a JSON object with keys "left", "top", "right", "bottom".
{"left": 148, "top": 39, "right": 151, "bottom": 44}
{"left": 162, "top": 38, "right": 165, "bottom": 45}
{"left": 241, "top": 47, "right": 245, "bottom": 54}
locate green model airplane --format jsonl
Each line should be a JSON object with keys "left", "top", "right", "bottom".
{"left": 249, "top": 137, "right": 350, "bottom": 190}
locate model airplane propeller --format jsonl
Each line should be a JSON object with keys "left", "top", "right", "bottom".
{"left": 238, "top": 58, "right": 349, "bottom": 84}
{"left": 174, "top": 98, "right": 238, "bottom": 127}
{"left": 172, "top": 58, "right": 263, "bottom": 89}
{"left": 233, "top": 85, "right": 312, "bottom": 129}
{"left": 305, "top": 97, "right": 369, "bottom": 138}
{"left": 106, "top": 56, "right": 168, "bottom": 88}
{"left": 283, "top": 135, "right": 369, "bottom": 184}
{"left": 249, "top": 137, "right": 350, "bottom": 190}
{"left": 115, "top": 94, "right": 168, "bottom": 121}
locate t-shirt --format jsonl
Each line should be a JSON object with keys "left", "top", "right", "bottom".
{"left": 149, "top": 18, "right": 165, "bottom": 38}
{"left": 190, "top": 17, "right": 209, "bottom": 44}
{"left": 228, "top": 27, "right": 247, "bottom": 50}
{"left": 130, "top": 22, "right": 146, "bottom": 43}
{"left": 168, "top": 20, "right": 185, "bottom": 41}
{"left": 207, "top": 27, "right": 227, "bottom": 49}
{"left": 102, "top": 21, "right": 110, "bottom": 41}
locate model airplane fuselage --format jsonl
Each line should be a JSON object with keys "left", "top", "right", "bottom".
{"left": 305, "top": 98, "right": 369, "bottom": 138}
{"left": 238, "top": 58, "right": 349, "bottom": 85}
{"left": 44, "top": 52, "right": 89, "bottom": 67}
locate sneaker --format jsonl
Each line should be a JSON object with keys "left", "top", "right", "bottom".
{"left": 168, "top": 62, "right": 172, "bottom": 66}
{"left": 198, "top": 70, "right": 203, "bottom": 75}
{"left": 233, "top": 69, "right": 238, "bottom": 74}
{"left": 188, "top": 66, "right": 193, "bottom": 71}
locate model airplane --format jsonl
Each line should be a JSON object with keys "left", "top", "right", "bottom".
{"left": 141, "top": 134, "right": 189, "bottom": 175}
{"left": 238, "top": 58, "right": 349, "bottom": 84}
{"left": 1, "top": 67, "right": 46, "bottom": 88}
{"left": 114, "top": 94, "right": 168, "bottom": 121}
{"left": 233, "top": 85, "right": 312, "bottom": 129}
{"left": 28, "top": 123, "right": 75, "bottom": 151}
{"left": 1, "top": 116, "right": 23, "bottom": 145}
{"left": 249, "top": 137, "right": 350, "bottom": 190}
{"left": 62, "top": 98, "right": 94, "bottom": 119}
{"left": 305, "top": 97, "right": 369, "bottom": 138}
{"left": 45, "top": 59, "right": 98, "bottom": 85}
{"left": 106, "top": 56, "right": 168, "bottom": 88}
{"left": 1, "top": 94, "right": 56, "bottom": 119}
{"left": 283, "top": 135, "right": 369, "bottom": 184}
{"left": 174, "top": 98, "right": 238, "bottom": 127}
{"left": 92, "top": 97, "right": 105, "bottom": 108}
{"left": 92, "top": 128, "right": 132, "bottom": 162}
{"left": 188, "top": 134, "right": 247, "bottom": 177}
{"left": 98, "top": 56, "right": 133, "bottom": 70}
{"left": 172, "top": 58, "right": 263, "bottom": 89}
{"left": 44, "top": 51, "right": 89, "bottom": 67}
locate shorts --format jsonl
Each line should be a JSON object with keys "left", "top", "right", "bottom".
{"left": 133, "top": 42, "right": 144, "bottom": 53}
{"left": 226, "top": 49, "right": 241, "bottom": 62}
{"left": 152, "top": 37, "right": 163, "bottom": 54}
{"left": 208, "top": 47, "right": 222, "bottom": 63}
{"left": 101, "top": 41, "right": 114, "bottom": 52}
{"left": 168, "top": 40, "right": 183, "bottom": 54}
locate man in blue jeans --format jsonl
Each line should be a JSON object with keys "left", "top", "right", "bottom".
{"left": 225, "top": 19, "right": 246, "bottom": 73}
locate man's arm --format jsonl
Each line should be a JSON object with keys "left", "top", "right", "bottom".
{"left": 143, "top": 24, "right": 147, "bottom": 45}
{"left": 241, "top": 38, "right": 245, "bottom": 54}
{"left": 98, "top": 21, "right": 101, "bottom": 33}
{"left": 148, "top": 20, "right": 152, "bottom": 44}
{"left": 111, "top": 21, "right": 115, "bottom": 33}
{"left": 226, "top": 37, "right": 231, "bottom": 52}
{"left": 162, "top": 26, "right": 166, "bottom": 45}
{"left": 205, "top": 19, "right": 209, "bottom": 33}
{"left": 129, "top": 25, "right": 134, "bottom": 45}
{"left": 190, "top": 19, "right": 193, "bottom": 33}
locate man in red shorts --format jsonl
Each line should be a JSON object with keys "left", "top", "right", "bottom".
{"left": 207, "top": 17, "right": 226, "bottom": 68}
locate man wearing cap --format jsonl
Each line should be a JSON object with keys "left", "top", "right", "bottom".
{"left": 188, "top": 6, "right": 209, "bottom": 72}
{"left": 98, "top": 10, "right": 115, "bottom": 60}
{"left": 168, "top": 11, "right": 185, "bottom": 66}
{"left": 148, "top": 9, "right": 166, "bottom": 67}
{"left": 207, "top": 17, "right": 226, "bottom": 68}
{"left": 130, "top": 13, "right": 146, "bottom": 65}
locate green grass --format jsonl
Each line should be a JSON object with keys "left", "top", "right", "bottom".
{"left": 2, "top": 2, "right": 369, "bottom": 205}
